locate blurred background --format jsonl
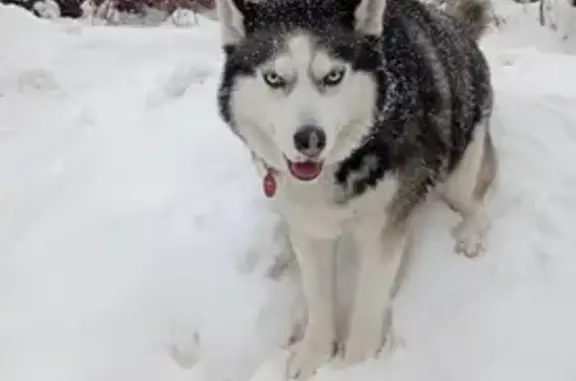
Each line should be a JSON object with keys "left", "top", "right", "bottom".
{"left": 0, "top": 0, "right": 216, "bottom": 26}
{"left": 0, "top": 0, "right": 575, "bottom": 44}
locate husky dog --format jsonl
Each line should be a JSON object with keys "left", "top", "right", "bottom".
{"left": 216, "top": 0, "right": 497, "bottom": 378}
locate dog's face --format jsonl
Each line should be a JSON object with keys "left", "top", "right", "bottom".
{"left": 217, "top": 0, "right": 388, "bottom": 181}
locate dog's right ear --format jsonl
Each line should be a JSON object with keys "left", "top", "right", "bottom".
{"left": 352, "top": 0, "right": 387, "bottom": 36}
{"left": 217, "top": 0, "right": 251, "bottom": 47}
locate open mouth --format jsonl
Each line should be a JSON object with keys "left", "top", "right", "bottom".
{"left": 286, "top": 158, "right": 324, "bottom": 181}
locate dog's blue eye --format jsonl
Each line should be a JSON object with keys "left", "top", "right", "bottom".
{"left": 322, "top": 69, "right": 345, "bottom": 86}
{"left": 262, "top": 71, "right": 286, "bottom": 89}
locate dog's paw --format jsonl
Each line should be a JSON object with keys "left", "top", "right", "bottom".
{"left": 286, "top": 337, "right": 335, "bottom": 380}
{"left": 452, "top": 214, "right": 489, "bottom": 258}
{"left": 334, "top": 329, "right": 403, "bottom": 370}
{"left": 340, "top": 326, "right": 383, "bottom": 366}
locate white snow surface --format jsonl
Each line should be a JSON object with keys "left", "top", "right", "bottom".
{"left": 1, "top": 3, "right": 576, "bottom": 381}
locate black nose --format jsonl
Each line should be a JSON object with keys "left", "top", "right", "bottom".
{"left": 293, "top": 125, "right": 326, "bottom": 156}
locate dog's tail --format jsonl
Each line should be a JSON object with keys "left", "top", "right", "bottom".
{"left": 445, "top": 0, "right": 493, "bottom": 41}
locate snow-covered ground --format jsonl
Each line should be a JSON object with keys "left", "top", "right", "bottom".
{"left": 1, "top": 3, "right": 576, "bottom": 381}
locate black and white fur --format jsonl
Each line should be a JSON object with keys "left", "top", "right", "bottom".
{"left": 216, "top": 0, "right": 497, "bottom": 378}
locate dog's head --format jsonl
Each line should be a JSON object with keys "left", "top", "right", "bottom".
{"left": 217, "top": 0, "right": 388, "bottom": 181}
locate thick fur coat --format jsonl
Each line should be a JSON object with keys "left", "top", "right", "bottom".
{"left": 216, "top": 0, "right": 497, "bottom": 378}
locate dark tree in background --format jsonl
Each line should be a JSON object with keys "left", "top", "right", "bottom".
{"left": 0, "top": 0, "right": 215, "bottom": 20}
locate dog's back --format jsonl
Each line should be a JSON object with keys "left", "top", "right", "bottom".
{"left": 338, "top": 0, "right": 494, "bottom": 221}
{"left": 383, "top": 0, "right": 493, "bottom": 172}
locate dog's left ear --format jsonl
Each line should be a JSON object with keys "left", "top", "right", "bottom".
{"left": 353, "top": 0, "right": 387, "bottom": 36}
{"left": 217, "top": 0, "right": 254, "bottom": 47}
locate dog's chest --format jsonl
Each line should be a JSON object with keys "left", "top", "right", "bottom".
{"left": 273, "top": 172, "right": 399, "bottom": 239}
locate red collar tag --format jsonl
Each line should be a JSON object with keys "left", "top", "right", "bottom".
{"left": 263, "top": 170, "right": 277, "bottom": 198}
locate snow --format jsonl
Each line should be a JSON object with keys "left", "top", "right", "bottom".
{"left": 1, "top": 3, "right": 576, "bottom": 381}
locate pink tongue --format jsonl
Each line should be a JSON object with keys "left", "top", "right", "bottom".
{"left": 289, "top": 161, "right": 322, "bottom": 181}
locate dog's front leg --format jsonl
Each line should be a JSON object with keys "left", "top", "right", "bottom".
{"left": 343, "top": 219, "right": 407, "bottom": 365}
{"left": 287, "top": 228, "right": 336, "bottom": 380}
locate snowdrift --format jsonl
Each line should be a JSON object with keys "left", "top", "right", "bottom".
{"left": 1, "top": 3, "right": 576, "bottom": 381}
